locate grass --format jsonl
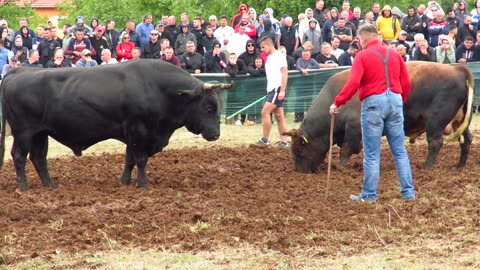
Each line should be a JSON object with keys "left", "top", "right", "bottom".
{"left": 2, "top": 113, "right": 480, "bottom": 269}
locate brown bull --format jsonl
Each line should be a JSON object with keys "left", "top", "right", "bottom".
{"left": 284, "top": 61, "right": 474, "bottom": 173}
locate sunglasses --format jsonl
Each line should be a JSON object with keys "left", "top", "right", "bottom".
{"left": 247, "top": 44, "right": 255, "bottom": 47}
{"left": 151, "top": 33, "right": 158, "bottom": 35}
{"left": 84, "top": 54, "right": 91, "bottom": 57}
{"left": 431, "top": 9, "right": 438, "bottom": 11}
{"left": 124, "top": 36, "right": 130, "bottom": 39}
{"left": 241, "top": 8, "right": 247, "bottom": 11}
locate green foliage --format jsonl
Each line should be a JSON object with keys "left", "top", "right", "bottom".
{"left": 0, "top": 0, "right": 46, "bottom": 29}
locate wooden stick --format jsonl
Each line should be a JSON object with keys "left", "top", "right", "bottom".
{"left": 325, "top": 114, "right": 335, "bottom": 200}
{"left": 374, "top": 225, "right": 387, "bottom": 248}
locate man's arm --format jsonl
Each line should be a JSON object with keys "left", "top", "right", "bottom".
{"left": 278, "top": 66, "right": 288, "bottom": 100}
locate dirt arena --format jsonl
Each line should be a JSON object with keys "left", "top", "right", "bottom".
{"left": 0, "top": 138, "right": 479, "bottom": 265}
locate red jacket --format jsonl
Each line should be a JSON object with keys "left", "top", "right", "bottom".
{"left": 116, "top": 41, "right": 135, "bottom": 62}
{"left": 334, "top": 40, "right": 410, "bottom": 107}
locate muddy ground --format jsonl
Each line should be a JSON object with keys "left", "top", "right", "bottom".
{"left": 0, "top": 138, "right": 479, "bottom": 266}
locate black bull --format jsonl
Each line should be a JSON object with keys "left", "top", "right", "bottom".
{"left": 284, "top": 61, "right": 474, "bottom": 173}
{"left": 0, "top": 60, "right": 232, "bottom": 190}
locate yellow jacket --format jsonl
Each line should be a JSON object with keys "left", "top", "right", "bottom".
{"left": 376, "top": 15, "right": 401, "bottom": 41}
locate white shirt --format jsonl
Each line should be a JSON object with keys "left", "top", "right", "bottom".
{"left": 227, "top": 33, "right": 250, "bottom": 56}
{"left": 213, "top": 26, "right": 235, "bottom": 50}
{"left": 265, "top": 50, "right": 287, "bottom": 92}
{"left": 331, "top": 48, "right": 344, "bottom": 60}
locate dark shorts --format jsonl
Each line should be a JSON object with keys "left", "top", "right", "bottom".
{"left": 266, "top": 87, "right": 284, "bottom": 107}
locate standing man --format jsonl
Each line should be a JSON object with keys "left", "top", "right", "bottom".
{"left": 136, "top": 13, "right": 154, "bottom": 50}
{"left": 37, "top": 28, "right": 60, "bottom": 67}
{"left": 329, "top": 24, "right": 415, "bottom": 202}
{"left": 255, "top": 37, "right": 289, "bottom": 148}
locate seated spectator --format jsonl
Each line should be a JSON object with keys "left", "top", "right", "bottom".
{"left": 100, "top": 49, "right": 118, "bottom": 65}
{"left": 293, "top": 41, "right": 313, "bottom": 62}
{"left": 238, "top": 39, "right": 259, "bottom": 66}
{"left": 180, "top": 40, "right": 206, "bottom": 73}
{"left": 316, "top": 42, "right": 339, "bottom": 68}
{"left": 338, "top": 43, "right": 359, "bottom": 66}
{"left": 296, "top": 49, "right": 320, "bottom": 75}
{"left": 330, "top": 36, "right": 345, "bottom": 59}
{"left": 396, "top": 44, "right": 411, "bottom": 62}
{"left": 131, "top": 47, "right": 141, "bottom": 60}
{"left": 161, "top": 46, "right": 181, "bottom": 67}
{"left": 204, "top": 39, "right": 227, "bottom": 73}
{"left": 2, "top": 55, "right": 20, "bottom": 77}
{"left": 456, "top": 36, "right": 478, "bottom": 62}
{"left": 116, "top": 31, "right": 135, "bottom": 62}
{"left": 225, "top": 52, "right": 247, "bottom": 77}
{"left": 247, "top": 56, "right": 266, "bottom": 76}
{"left": 46, "top": 49, "right": 72, "bottom": 68}
{"left": 76, "top": 49, "right": 98, "bottom": 67}
{"left": 20, "top": 49, "right": 42, "bottom": 67}
{"left": 435, "top": 36, "right": 456, "bottom": 63}
{"left": 413, "top": 39, "right": 435, "bottom": 61}
{"left": 397, "top": 30, "right": 411, "bottom": 52}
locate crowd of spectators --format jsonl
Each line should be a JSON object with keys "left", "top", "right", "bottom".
{"left": 1, "top": 1, "right": 480, "bottom": 114}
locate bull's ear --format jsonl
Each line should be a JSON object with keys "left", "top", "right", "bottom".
{"left": 282, "top": 128, "right": 301, "bottom": 137}
{"left": 178, "top": 90, "right": 201, "bottom": 99}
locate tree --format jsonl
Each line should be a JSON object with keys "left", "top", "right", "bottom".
{"left": 0, "top": 0, "right": 45, "bottom": 29}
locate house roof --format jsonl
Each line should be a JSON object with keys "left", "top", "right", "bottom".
{"left": 0, "top": 0, "right": 63, "bottom": 9}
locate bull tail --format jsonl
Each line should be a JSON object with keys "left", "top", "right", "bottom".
{"left": 445, "top": 73, "right": 474, "bottom": 142}
{"left": 0, "top": 85, "right": 5, "bottom": 169}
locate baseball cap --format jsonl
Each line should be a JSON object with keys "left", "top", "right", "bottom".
{"left": 282, "top": 14, "right": 289, "bottom": 19}
{"left": 81, "top": 49, "right": 91, "bottom": 56}
{"left": 400, "top": 30, "right": 407, "bottom": 35}
{"left": 0, "top": 19, "right": 7, "bottom": 25}
{"left": 156, "top": 21, "right": 164, "bottom": 26}
{"left": 151, "top": 30, "right": 159, "bottom": 34}
{"left": 10, "top": 55, "right": 18, "bottom": 61}
{"left": 95, "top": 26, "right": 103, "bottom": 32}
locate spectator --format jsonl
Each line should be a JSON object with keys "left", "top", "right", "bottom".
{"left": 76, "top": 49, "right": 98, "bottom": 67}
{"left": 180, "top": 40, "right": 206, "bottom": 73}
{"left": 349, "top": 6, "right": 363, "bottom": 31}
{"left": 32, "top": 25, "right": 45, "bottom": 48}
{"left": 201, "top": 26, "right": 216, "bottom": 55}
{"left": 131, "top": 47, "right": 141, "bottom": 60}
{"left": 161, "top": 46, "right": 181, "bottom": 67}
{"left": 396, "top": 44, "right": 411, "bottom": 61}
{"left": 204, "top": 39, "right": 227, "bottom": 73}
{"left": 456, "top": 15, "right": 477, "bottom": 47}
{"left": 90, "top": 26, "right": 109, "bottom": 64}
{"left": 159, "top": 38, "right": 170, "bottom": 58}
{"left": 427, "top": 10, "right": 449, "bottom": 47}
{"left": 11, "top": 35, "right": 28, "bottom": 63}
{"left": 296, "top": 49, "right": 320, "bottom": 75}
{"left": 248, "top": 9, "right": 259, "bottom": 28}
{"left": 19, "top": 26, "right": 32, "bottom": 50}
{"left": 313, "top": 0, "right": 326, "bottom": 27}
{"left": 371, "top": 2, "right": 381, "bottom": 22}
{"left": 229, "top": 23, "right": 250, "bottom": 56}
{"left": 293, "top": 40, "right": 313, "bottom": 62}
{"left": 435, "top": 36, "right": 456, "bottom": 63}
{"left": 1, "top": 27, "right": 12, "bottom": 50}
{"left": 51, "top": 26, "right": 63, "bottom": 48}
{"left": 279, "top": 45, "right": 296, "bottom": 70}
{"left": 46, "top": 49, "right": 72, "bottom": 68}
{"left": 136, "top": 13, "right": 154, "bottom": 50}
{"left": 397, "top": 30, "right": 411, "bottom": 51}
{"left": 156, "top": 21, "right": 174, "bottom": 47}
{"left": 376, "top": 5, "right": 401, "bottom": 42}
{"left": 143, "top": 29, "right": 161, "bottom": 59}
{"left": 446, "top": 8, "right": 460, "bottom": 27}
{"left": 316, "top": 42, "right": 339, "bottom": 68}
{"left": 277, "top": 16, "right": 297, "bottom": 56}
{"left": 456, "top": 36, "right": 478, "bottom": 62}
{"left": 413, "top": 39, "right": 435, "bottom": 61}
{"left": 333, "top": 17, "right": 353, "bottom": 51}
{"left": 471, "top": 0, "right": 480, "bottom": 27}
{"left": 105, "top": 20, "right": 118, "bottom": 52}
{"left": 213, "top": 15, "right": 235, "bottom": 52}
{"left": 175, "top": 23, "right": 196, "bottom": 56}
{"left": 37, "top": 28, "right": 61, "bottom": 67}
{"left": 302, "top": 19, "right": 322, "bottom": 58}
{"left": 89, "top": 17, "right": 99, "bottom": 34}
{"left": 1, "top": 55, "right": 20, "bottom": 78}
{"left": 179, "top": 13, "right": 193, "bottom": 30}
{"left": 338, "top": 43, "right": 359, "bottom": 66}
{"left": 330, "top": 36, "right": 345, "bottom": 59}
{"left": 165, "top": 16, "right": 181, "bottom": 41}
{"left": 235, "top": 13, "right": 256, "bottom": 40}
{"left": 455, "top": 0, "right": 471, "bottom": 27}
{"left": 15, "top": 17, "right": 36, "bottom": 39}
{"left": 67, "top": 16, "right": 93, "bottom": 36}
{"left": 116, "top": 31, "right": 135, "bottom": 62}
{"left": 209, "top": 15, "right": 219, "bottom": 30}
{"left": 225, "top": 52, "right": 247, "bottom": 78}
{"left": 100, "top": 49, "right": 118, "bottom": 65}
{"left": 190, "top": 18, "right": 206, "bottom": 55}
{"left": 118, "top": 21, "right": 140, "bottom": 48}
{"left": 322, "top": 7, "right": 339, "bottom": 43}
{"left": 402, "top": 6, "right": 421, "bottom": 42}
{"left": 64, "top": 29, "right": 95, "bottom": 65}
{"left": 21, "top": 49, "right": 42, "bottom": 67}
{"left": 0, "top": 40, "right": 12, "bottom": 76}
{"left": 247, "top": 56, "right": 266, "bottom": 76}
{"left": 232, "top": 4, "right": 248, "bottom": 27}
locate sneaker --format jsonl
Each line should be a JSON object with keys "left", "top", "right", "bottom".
{"left": 244, "top": 120, "right": 255, "bottom": 126}
{"left": 254, "top": 139, "right": 270, "bottom": 146}
{"left": 350, "top": 194, "right": 376, "bottom": 203}
{"left": 273, "top": 141, "right": 289, "bottom": 149}
{"left": 235, "top": 120, "right": 242, "bottom": 126}
{"left": 403, "top": 196, "right": 415, "bottom": 201}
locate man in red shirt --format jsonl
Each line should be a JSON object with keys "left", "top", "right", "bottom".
{"left": 329, "top": 24, "right": 415, "bottom": 203}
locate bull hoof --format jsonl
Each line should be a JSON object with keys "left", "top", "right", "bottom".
{"left": 136, "top": 181, "right": 148, "bottom": 188}
{"left": 44, "top": 182, "right": 57, "bottom": 189}
{"left": 17, "top": 183, "right": 29, "bottom": 191}
{"left": 119, "top": 177, "right": 131, "bottom": 186}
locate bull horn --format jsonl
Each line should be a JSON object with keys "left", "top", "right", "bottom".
{"left": 282, "top": 128, "right": 300, "bottom": 137}
{"left": 203, "top": 83, "right": 220, "bottom": 91}
{"left": 220, "top": 83, "right": 233, "bottom": 89}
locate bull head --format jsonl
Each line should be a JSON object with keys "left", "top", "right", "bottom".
{"left": 282, "top": 129, "right": 309, "bottom": 144}
{"left": 203, "top": 82, "right": 233, "bottom": 91}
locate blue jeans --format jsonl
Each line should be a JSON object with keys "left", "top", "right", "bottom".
{"left": 360, "top": 90, "right": 415, "bottom": 201}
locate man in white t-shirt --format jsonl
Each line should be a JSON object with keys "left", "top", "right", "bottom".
{"left": 254, "top": 37, "right": 289, "bottom": 148}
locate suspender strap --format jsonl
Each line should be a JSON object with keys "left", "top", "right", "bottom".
{"left": 368, "top": 47, "right": 391, "bottom": 90}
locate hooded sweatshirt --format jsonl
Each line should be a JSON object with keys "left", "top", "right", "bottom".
{"left": 232, "top": 4, "right": 248, "bottom": 28}
{"left": 204, "top": 39, "right": 227, "bottom": 73}
{"left": 238, "top": 39, "right": 259, "bottom": 66}
{"left": 376, "top": 5, "right": 401, "bottom": 41}
{"left": 256, "top": 19, "right": 276, "bottom": 48}
{"left": 302, "top": 19, "right": 322, "bottom": 55}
